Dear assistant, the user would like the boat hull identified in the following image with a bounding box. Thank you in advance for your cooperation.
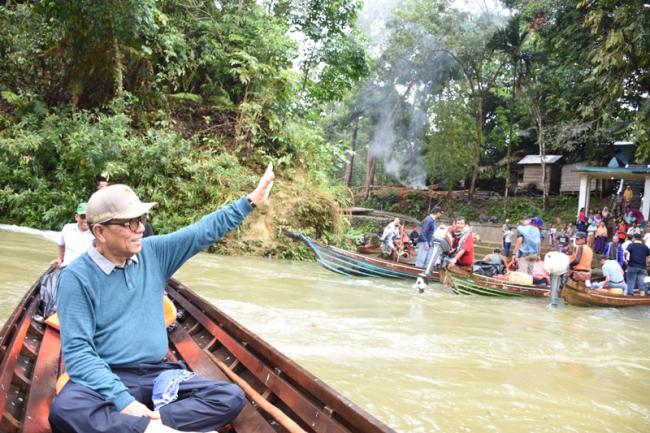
[561,278,650,307]
[285,230,441,282]
[447,267,550,297]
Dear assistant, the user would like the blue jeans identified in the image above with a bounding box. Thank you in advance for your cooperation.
[415,242,433,268]
[625,267,648,295]
[503,241,511,257]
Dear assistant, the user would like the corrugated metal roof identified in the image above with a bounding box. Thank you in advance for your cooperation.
[517,155,563,165]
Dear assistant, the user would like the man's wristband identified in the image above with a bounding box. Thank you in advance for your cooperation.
[247,197,257,209]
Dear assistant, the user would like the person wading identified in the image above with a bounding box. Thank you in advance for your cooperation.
[415,207,443,268]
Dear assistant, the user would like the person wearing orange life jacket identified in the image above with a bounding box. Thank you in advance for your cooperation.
[448,217,474,267]
[568,231,593,281]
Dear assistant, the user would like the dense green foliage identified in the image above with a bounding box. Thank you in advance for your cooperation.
[0,0,369,255]
[331,0,648,210]
[1,0,647,251]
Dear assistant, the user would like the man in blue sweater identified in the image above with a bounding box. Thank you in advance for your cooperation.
[50,165,275,433]
[415,207,443,268]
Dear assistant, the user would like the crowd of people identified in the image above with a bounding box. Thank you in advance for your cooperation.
[378,196,650,297]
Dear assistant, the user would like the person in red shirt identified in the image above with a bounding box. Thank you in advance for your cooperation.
[616,219,627,243]
[448,216,474,267]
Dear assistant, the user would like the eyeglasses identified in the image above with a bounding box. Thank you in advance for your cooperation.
[102,214,148,233]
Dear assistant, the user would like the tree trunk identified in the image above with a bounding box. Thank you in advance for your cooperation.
[469,95,484,198]
[504,62,518,216]
[363,151,376,199]
[343,118,359,187]
[531,98,547,211]
[111,17,124,98]
[504,124,512,215]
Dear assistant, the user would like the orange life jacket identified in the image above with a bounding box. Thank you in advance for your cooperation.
[570,245,593,271]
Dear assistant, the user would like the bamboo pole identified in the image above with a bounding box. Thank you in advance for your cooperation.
[204,351,308,433]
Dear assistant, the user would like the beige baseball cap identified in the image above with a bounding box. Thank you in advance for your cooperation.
[86,184,157,224]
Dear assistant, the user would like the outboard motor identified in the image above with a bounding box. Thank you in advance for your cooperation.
[414,225,453,292]
[543,251,570,307]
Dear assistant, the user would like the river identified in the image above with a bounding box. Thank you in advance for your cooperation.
[1,229,649,433]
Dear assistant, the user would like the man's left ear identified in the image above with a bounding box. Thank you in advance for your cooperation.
[91,225,104,242]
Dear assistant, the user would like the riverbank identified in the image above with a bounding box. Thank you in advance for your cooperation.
[358,188,595,224]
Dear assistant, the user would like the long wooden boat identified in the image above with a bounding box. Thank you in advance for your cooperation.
[446,266,550,297]
[283,230,441,282]
[561,278,650,307]
[0,271,397,433]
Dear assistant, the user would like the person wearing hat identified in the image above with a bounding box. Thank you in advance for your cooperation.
[41,202,95,317]
[50,202,94,268]
[415,206,443,268]
[510,215,541,276]
[50,165,275,433]
[568,231,593,280]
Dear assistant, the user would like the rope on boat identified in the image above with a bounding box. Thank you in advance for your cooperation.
[205,351,308,433]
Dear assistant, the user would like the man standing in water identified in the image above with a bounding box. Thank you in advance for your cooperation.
[415,207,443,268]
[50,165,275,433]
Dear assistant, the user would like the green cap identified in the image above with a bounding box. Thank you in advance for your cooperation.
[76,202,87,214]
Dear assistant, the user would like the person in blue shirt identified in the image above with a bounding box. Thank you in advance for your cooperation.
[510,215,541,276]
[592,255,627,291]
[604,235,625,269]
[415,207,443,268]
[50,165,275,433]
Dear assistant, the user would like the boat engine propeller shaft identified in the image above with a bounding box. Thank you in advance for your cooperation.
[543,251,570,307]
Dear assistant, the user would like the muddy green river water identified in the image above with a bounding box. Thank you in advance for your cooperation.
[1,229,649,432]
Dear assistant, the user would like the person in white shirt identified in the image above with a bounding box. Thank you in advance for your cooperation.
[50,202,95,268]
[592,255,627,291]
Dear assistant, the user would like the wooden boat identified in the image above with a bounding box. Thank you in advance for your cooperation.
[355,244,417,266]
[0,271,397,433]
[561,278,650,307]
[446,266,550,297]
[284,230,441,282]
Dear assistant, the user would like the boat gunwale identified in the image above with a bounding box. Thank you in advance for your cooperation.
[447,267,550,297]
[168,279,397,433]
[561,279,650,307]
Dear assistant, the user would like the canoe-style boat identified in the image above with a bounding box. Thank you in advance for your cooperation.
[561,278,650,307]
[446,266,550,297]
[283,230,442,282]
[0,271,397,433]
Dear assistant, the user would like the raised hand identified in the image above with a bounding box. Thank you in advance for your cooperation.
[247,163,275,207]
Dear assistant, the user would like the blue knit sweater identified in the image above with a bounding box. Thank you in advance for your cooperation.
[56,197,253,410]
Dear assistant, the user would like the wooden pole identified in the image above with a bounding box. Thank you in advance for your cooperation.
[204,351,308,433]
